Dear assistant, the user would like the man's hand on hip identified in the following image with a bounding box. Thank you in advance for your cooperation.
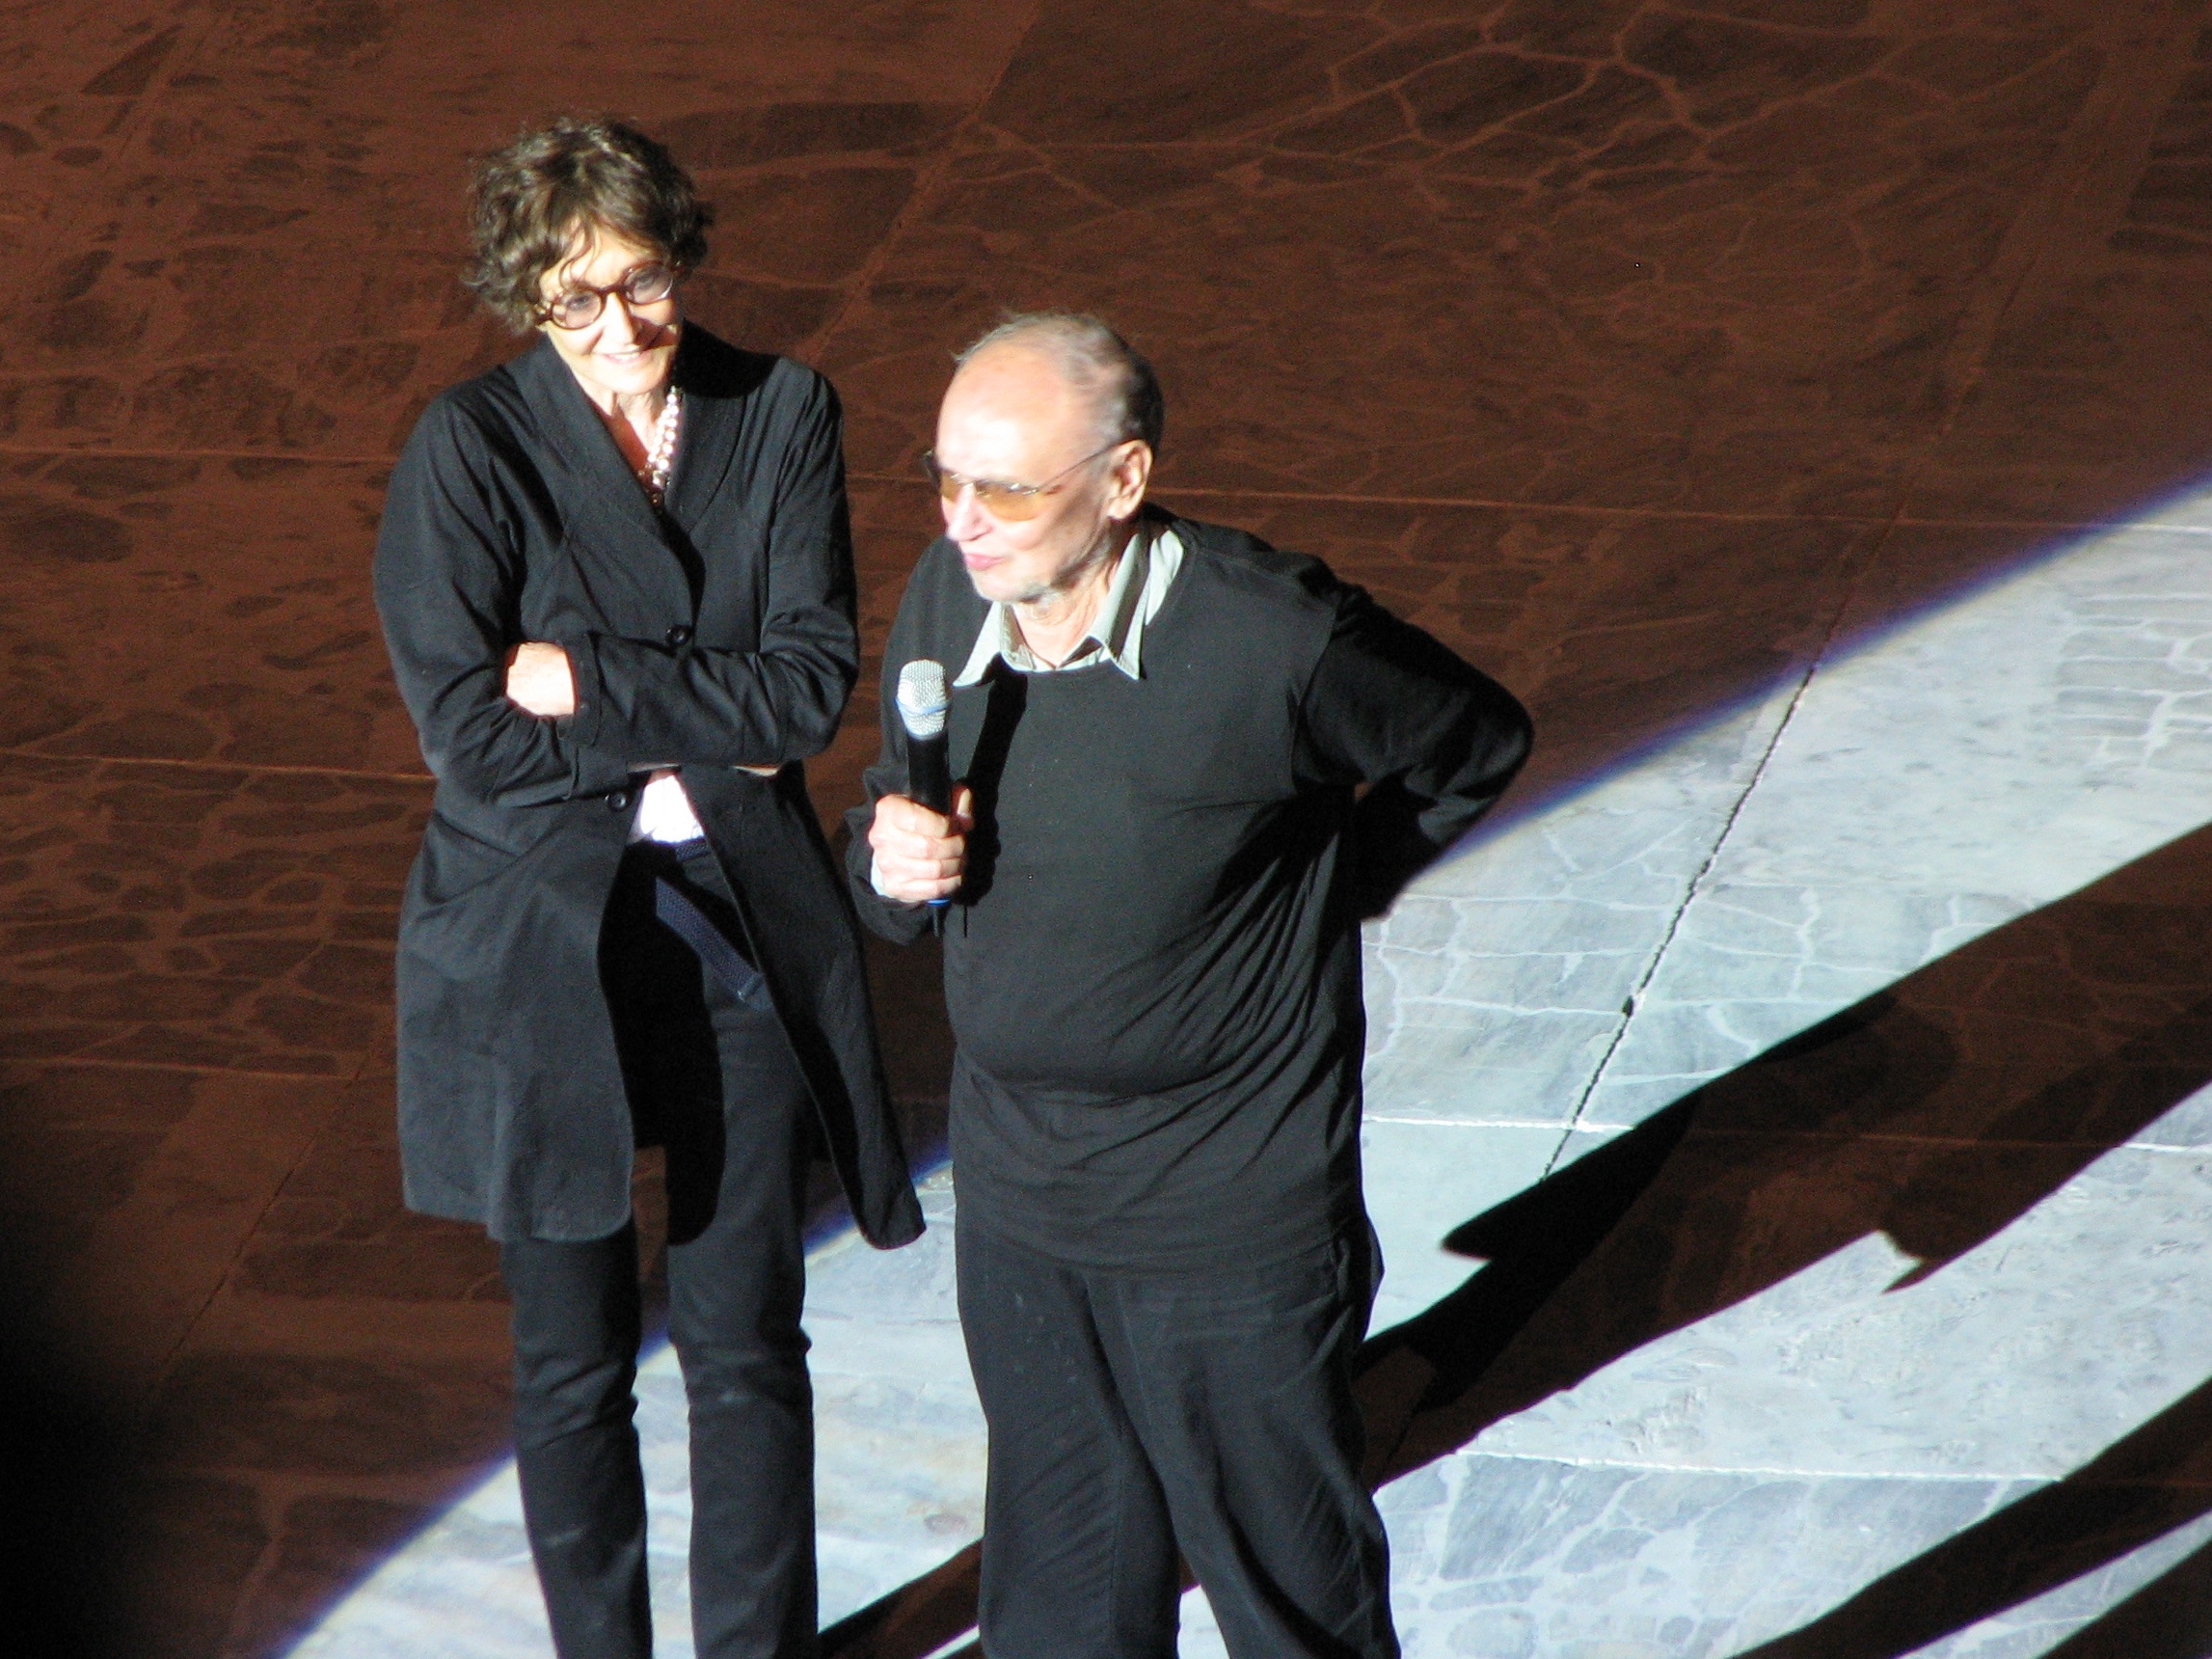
[504,641,576,717]
[870,787,974,904]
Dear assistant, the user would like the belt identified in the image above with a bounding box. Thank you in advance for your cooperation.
[643,839,770,1011]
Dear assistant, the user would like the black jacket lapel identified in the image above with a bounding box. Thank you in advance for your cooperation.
[662,326,773,531]
[513,335,694,628]
[513,336,667,545]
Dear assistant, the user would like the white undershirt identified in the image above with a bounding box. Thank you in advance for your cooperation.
[628,768,706,844]
[610,388,710,847]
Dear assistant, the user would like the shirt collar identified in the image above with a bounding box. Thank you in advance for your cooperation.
[954,521,1183,685]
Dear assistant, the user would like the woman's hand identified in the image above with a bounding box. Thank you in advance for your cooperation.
[869,786,975,903]
[504,641,576,717]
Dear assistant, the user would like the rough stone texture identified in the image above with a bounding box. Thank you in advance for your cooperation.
[7,1,2212,1656]
[0,757,416,1074]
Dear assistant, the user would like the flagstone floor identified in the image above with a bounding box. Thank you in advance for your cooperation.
[4,3,2211,1656]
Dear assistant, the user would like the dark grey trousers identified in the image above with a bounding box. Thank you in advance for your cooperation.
[499,842,817,1659]
[957,1219,1399,1659]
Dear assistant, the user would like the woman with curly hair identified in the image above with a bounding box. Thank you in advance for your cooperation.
[373,116,921,1658]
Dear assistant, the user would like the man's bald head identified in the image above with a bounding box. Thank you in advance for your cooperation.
[955,312,1164,457]
[931,313,1157,615]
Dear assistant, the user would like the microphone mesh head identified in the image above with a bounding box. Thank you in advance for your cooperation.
[896,658,949,736]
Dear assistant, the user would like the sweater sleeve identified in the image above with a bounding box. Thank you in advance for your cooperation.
[373,399,632,805]
[565,371,859,769]
[1295,585,1532,920]
[843,560,943,946]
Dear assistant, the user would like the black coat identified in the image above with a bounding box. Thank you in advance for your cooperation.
[373,325,923,1248]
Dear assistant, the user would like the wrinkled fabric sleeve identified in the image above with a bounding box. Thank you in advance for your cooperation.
[566,374,859,769]
[843,568,937,946]
[374,400,632,805]
[1296,585,1532,919]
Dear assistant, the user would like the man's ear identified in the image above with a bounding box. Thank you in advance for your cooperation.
[1106,440,1153,518]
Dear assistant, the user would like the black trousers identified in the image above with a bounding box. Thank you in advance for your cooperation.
[499,842,817,1659]
[957,1221,1398,1659]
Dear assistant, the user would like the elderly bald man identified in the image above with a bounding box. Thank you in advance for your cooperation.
[848,313,1531,1659]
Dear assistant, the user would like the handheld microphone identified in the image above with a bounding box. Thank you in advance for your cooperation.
[895,659,954,914]
[895,659,952,813]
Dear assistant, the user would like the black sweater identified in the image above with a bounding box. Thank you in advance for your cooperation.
[849,511,1530,1268]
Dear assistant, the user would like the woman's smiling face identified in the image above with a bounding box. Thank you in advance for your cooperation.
[536,229,682,410]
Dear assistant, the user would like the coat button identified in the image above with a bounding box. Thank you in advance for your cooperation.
[665,623,693,648]
[607,789,632,812]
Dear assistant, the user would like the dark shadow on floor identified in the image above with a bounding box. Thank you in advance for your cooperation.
[0,1201,134,1655]
[824,819,2212,1657]
[1729,1373,2212,1656]
[822,1545,986,1659]
[2038,1529,2212,1659]
[1362,818,2212,1459]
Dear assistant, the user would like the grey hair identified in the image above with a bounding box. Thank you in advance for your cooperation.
[956,311,1165,455]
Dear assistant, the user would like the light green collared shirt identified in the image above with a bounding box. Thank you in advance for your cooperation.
[953,522,1185,684]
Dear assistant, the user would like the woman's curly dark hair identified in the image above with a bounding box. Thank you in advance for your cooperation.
[463,117,713,333]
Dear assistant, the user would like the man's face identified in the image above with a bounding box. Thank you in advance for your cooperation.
[931,343,1145,606]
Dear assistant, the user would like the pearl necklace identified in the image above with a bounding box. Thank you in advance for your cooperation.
[634,387,681,505]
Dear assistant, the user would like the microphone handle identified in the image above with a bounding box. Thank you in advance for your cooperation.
[906,729,952,817]
[903,728,954,927]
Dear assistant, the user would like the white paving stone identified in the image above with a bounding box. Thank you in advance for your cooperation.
[1471,1129,2212,1481]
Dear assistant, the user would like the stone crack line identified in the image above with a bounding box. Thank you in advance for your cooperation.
[7,440,2212,537]
[34,9,222,248]
[1545,515,1898,1175]
[200,1104,357,1657]
[800,0,1048,365]
[857,473,2212,535]
[147,1113,322,1419]
[0,444,398,464]
[1527,9,2207,1175]
[1444,1449,2212,1486]
[1913,0,2206,461]
[5,1054,350,1081]
[0,745,430,784]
